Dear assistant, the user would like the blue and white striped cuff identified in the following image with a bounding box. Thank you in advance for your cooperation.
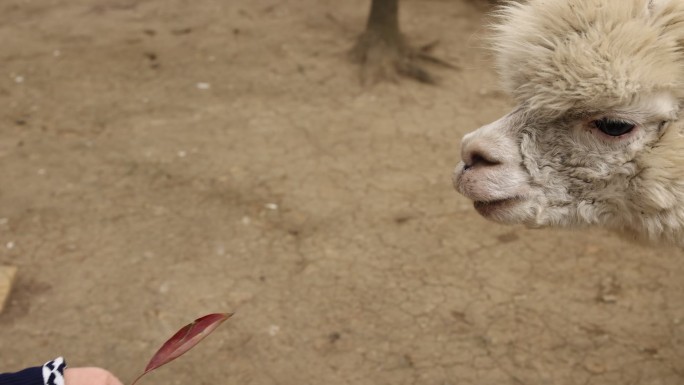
[41,358,66,385]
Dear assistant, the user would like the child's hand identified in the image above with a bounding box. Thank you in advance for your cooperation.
[64,368,123,385]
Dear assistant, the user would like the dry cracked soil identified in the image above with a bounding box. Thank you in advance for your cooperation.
[2,1,684,384]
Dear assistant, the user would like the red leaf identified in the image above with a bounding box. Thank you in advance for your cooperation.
[131,313,232,385]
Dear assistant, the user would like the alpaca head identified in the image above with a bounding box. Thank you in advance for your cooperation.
[453,0,684,245]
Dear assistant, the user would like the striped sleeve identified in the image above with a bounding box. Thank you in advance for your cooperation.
[41,358,66,385]
[0,358,67,385]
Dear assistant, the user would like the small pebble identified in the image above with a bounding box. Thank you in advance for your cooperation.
[177,150,187,158]
[268,325,280,336]
[215,244,226,256]
[6,241,15,249]
[265,203,278,210]
[14,76,24,84]
[196,82,211,90]
[159,282,170,294]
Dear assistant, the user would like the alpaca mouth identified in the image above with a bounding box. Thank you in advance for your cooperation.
[473,197,523,217]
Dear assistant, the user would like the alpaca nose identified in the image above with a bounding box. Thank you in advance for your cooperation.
[463,150,501,170]
[461,135,502,170]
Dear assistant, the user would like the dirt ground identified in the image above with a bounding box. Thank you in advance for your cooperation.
[2,0,684,384]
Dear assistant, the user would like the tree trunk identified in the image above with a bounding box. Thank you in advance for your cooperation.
[350,0,456,84]
[365,0,400,44]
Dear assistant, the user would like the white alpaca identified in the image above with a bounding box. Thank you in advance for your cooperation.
[453,0,684,246]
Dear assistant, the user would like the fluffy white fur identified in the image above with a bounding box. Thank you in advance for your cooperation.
[493,0,684,116]
[453,0,684,247]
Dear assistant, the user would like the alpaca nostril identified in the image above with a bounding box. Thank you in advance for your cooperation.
[464,151,501,170]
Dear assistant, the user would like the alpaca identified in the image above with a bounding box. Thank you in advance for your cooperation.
[452,0,684,246]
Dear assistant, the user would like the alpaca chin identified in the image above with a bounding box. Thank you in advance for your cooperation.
[473,197,534,225]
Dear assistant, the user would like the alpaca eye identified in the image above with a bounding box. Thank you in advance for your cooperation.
[592,118,635,137]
